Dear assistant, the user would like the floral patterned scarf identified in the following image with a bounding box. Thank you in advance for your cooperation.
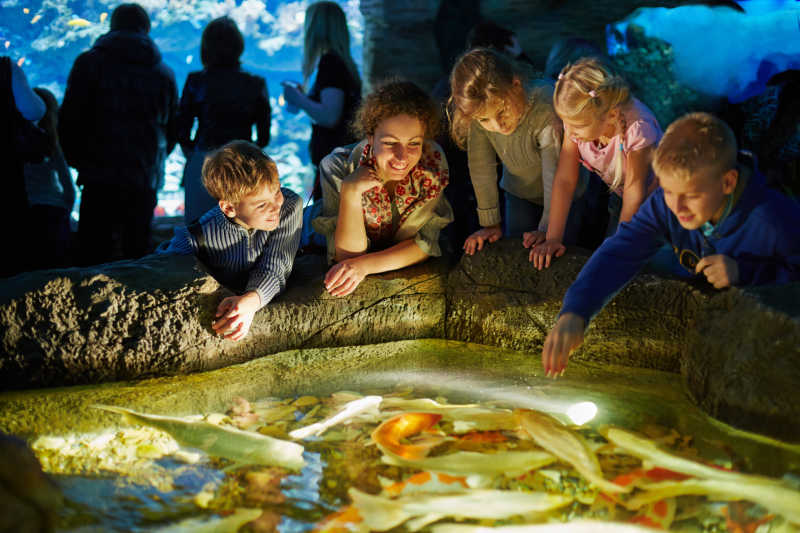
[357,141,449,246]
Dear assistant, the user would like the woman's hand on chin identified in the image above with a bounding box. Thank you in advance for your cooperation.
[342,165,382,196]
[324,257,370,297]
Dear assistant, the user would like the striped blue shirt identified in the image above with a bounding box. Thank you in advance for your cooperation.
[159,188,302,308]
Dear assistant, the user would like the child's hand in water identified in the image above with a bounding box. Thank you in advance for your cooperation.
[212,291,261,341]
[463,225,502,255]
[541,312,585,377]
[696,254,739,288]
[529,239,566,270]
[522,230,546,249]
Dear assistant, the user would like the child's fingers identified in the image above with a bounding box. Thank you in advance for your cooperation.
[223,322,244,340]
[215,298,234,317]
[694,256,712,275]
[212,315,234,333]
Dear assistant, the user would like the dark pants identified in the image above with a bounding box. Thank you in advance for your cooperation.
[77,183,157,266]
[29,205,72,270]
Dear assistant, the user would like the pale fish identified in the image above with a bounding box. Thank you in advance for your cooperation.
[381,471,469,497]
[380,449,555,487]
[99,12,107,23]
[603,426,792,486]
[431,520,662,533]
[154,508,262,532]
[603,427,800,523]
[67,18,92,27]
[627,479,800,524]
[95,405,305,471]
[290,395,381,439]
[349,488,572,531]
[515,409,628,494]
[31,14,42,24]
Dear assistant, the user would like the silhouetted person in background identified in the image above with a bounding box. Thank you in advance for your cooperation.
[282,1,362,201]
[466,20,536,68]
[1,57,46,277]
[59,3,178,266]
[24,87,76,270]
[178,16,271,224]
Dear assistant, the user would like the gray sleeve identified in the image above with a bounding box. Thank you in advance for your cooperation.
[157,225,196,256]
[467,123,502,227]
[538,125,559,232]
[310,146,355,263]
[414,194,455,257]
[246,189,303,308]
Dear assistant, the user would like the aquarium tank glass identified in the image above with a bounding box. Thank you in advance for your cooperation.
[0,0,363,218]
[1,0,798,220]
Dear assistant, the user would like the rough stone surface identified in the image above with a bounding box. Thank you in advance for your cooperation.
[0,253,448,389]
[682,287,800,442]
[1,240,798,440]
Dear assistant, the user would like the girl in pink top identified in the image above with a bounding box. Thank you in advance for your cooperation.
[529,57,662,269]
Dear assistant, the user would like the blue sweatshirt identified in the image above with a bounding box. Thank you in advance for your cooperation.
[561,153,800,323]
[159,188,302,308]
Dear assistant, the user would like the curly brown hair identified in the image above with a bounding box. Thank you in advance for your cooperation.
[351,80,440,140]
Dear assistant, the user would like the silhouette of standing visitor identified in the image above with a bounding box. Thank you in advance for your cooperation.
[59,3,178,266]
[1,56,46,277]
[177,16,272,224]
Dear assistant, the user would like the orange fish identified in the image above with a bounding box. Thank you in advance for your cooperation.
[612,467,691,488]
[383,471,468,497]
[629,499,676,529]
[371,413,443,460]
[722,502,775,533]
[313,504,364,533]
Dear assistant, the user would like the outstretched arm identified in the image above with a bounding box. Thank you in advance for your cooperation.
[324,239,428,297]
[10,62,45,122]
[283,85,345,128]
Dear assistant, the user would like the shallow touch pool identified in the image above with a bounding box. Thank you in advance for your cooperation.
[1,339,799,531]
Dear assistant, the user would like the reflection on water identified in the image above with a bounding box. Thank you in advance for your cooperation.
[14,340,800,532]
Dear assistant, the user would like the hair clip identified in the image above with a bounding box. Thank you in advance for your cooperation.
[588,90,597,98]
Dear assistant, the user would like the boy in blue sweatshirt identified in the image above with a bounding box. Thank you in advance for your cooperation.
[542,112,800,377]
[160,141,302,341]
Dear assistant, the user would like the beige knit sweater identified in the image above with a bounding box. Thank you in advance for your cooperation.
[467,84,561,231]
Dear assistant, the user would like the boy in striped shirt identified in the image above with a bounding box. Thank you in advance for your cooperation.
[160,141,302,340]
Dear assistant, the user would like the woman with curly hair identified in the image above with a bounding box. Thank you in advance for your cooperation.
[312,80,454,296]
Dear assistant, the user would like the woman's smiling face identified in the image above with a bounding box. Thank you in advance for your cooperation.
[368,113,425,182]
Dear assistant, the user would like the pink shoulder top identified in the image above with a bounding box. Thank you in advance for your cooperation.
[572,98,662,196]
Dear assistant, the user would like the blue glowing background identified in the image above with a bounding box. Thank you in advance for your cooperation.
[0,0,363,217]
